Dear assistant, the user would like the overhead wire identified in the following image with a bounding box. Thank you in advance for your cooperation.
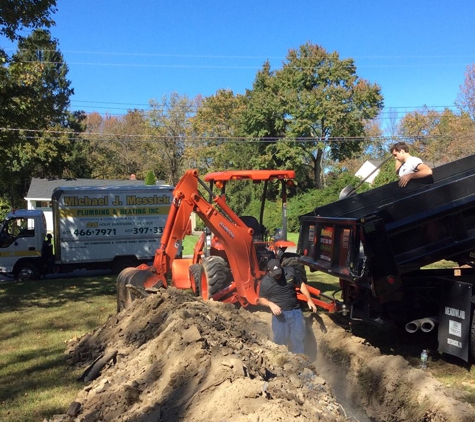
[0,127,461,143]
[6,48,475,61]
[4,49,470,117]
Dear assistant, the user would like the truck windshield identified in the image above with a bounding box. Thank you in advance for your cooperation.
[0,217,35,247]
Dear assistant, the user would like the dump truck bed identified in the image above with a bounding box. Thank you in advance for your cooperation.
[302,154,475,220]
[298,154,475,277]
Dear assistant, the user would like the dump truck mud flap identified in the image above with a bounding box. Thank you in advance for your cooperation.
[438,281,472,362]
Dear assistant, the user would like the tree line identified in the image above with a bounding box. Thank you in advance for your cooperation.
[1,2,475,224]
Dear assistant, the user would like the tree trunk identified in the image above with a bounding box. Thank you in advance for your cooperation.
[314,148,324,189]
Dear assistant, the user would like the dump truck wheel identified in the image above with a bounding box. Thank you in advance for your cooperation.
[15,261,40,282]
[189,264,202,296]
[281,255,308,283]
[200,256,232,299]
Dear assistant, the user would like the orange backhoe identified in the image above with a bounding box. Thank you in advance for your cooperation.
[116,169,338,314]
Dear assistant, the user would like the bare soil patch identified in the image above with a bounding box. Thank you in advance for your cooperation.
[50,288,475,422]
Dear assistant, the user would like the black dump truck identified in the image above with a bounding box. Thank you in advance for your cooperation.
[298,153,475,362]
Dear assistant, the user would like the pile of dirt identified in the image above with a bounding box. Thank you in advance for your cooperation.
[49,287,475,422]
[55,288,348,422]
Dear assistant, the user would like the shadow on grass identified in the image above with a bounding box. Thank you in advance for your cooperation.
[0,275,118,422]
[0,276,116,313]
[0,344,74,399]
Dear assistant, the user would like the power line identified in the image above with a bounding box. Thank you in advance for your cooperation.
[15,58,473,70]
[69,99,460,113]
[6,48,475,61]
[0,127,461,143]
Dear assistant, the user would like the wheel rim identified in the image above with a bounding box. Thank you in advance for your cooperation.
[18,267,33,281]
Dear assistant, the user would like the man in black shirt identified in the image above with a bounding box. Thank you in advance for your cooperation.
[258,259,317,354]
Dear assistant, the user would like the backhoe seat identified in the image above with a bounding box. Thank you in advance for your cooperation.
[239,216,265,241]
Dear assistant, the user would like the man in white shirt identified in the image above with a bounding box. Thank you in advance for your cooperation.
[391,142,433,187]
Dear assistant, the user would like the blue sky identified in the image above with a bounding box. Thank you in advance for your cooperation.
[3,0,475,126]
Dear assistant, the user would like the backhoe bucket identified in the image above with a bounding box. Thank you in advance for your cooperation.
[116,266,164,312]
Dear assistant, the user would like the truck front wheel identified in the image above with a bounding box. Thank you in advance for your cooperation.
[15,262,40,282]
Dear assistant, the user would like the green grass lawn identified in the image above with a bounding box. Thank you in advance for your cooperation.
[182,234,200,255]
[0,276,117,422]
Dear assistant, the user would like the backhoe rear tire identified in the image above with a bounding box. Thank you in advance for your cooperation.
[189,264,202,296]
[199,256,232,299]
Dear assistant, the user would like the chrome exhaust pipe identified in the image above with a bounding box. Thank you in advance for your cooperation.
[420,317,439,333]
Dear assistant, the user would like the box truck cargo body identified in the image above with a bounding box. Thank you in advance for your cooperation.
[0,185,174,280]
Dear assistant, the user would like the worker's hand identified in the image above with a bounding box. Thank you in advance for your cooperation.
[398,174,412,187]
[307,300,317,313]
[269,303,282,316]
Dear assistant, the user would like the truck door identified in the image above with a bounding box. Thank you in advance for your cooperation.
[0,216,41,273]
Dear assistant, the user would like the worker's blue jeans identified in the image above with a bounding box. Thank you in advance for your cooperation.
[272,308,305,354]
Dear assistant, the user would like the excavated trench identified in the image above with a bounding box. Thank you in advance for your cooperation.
[305,313,475,422]
[53,288,475,422]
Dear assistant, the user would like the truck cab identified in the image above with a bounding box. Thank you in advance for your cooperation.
[0,210,47,280]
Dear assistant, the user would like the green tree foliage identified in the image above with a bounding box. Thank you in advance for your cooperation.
[239,171,371,233]
[243,42,384,190]
[144,170,156,185]
[147,93,197,185]
[0,0,56,41]
[373,159,398,186]
[0,2,58,206]
[0,29,81,206]
[189,90,252,173]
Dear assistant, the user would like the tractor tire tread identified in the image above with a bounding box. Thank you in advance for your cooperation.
[202,256,232,296]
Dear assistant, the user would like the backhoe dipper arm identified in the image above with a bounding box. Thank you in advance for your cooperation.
[146,170,261,305]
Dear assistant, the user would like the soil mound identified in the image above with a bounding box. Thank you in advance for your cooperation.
[58,288,347,422]
[49,287,475,422]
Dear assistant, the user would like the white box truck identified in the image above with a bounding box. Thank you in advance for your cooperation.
[0,185,175,281]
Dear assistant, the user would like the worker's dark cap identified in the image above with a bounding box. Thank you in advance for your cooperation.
[267,259,282,277]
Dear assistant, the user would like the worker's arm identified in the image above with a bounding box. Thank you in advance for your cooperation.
[299,282,317,313]
[257,297,282,316]
[398,163,433,187]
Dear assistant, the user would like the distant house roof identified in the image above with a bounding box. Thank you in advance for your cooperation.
[26,177,145,200]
